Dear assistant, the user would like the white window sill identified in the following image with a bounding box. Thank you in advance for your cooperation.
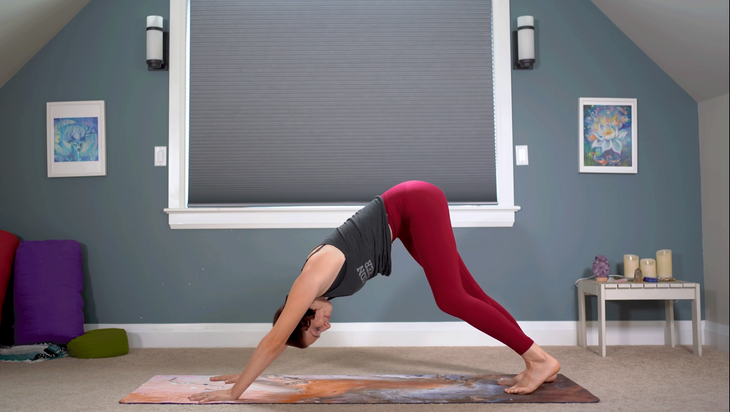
[164,205,520,229]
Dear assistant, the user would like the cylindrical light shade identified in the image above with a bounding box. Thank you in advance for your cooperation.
[147,15,163,67]
[516,15,535,68]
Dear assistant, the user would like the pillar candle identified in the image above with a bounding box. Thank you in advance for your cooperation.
[640,258,657,278]
[623,254,639,278]
[656,249,673,279]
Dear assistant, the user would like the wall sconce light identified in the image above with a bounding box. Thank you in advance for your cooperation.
[146,15,168,71]
[513,15,535,70]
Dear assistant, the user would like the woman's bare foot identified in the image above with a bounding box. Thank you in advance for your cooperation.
[504,343,561,395]
[497,372,556,386]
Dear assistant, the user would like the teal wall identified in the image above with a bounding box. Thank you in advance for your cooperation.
[0,0,702,325]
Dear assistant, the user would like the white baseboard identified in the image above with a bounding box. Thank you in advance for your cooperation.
[85,320,706,349]
[704,321,729,352]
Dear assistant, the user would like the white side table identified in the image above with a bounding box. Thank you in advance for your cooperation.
[577,279,702,357]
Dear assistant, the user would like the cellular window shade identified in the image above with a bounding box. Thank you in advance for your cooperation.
[188,0,496,206]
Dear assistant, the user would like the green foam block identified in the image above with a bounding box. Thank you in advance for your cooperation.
[67,328,129,359]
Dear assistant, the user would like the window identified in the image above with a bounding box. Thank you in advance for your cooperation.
[165,0,519,229]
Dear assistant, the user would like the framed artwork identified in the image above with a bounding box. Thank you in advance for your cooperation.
[579,98,637,174]
[47,100,106,178]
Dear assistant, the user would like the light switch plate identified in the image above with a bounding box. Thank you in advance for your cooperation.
[515,145,529,165]
[154,146,167,166]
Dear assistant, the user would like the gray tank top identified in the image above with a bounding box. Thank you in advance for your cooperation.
[305,196,392,299]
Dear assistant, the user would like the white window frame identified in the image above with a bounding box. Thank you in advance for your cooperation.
[164,0,519,229]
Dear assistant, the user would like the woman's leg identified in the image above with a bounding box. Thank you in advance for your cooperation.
[395,181,534,355]
[457,255,522,329]
[390,181,559,395]
[456,255,557,387]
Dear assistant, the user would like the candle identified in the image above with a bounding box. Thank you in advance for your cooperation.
[640,258,657,278]
[623,254,639,278]
[656,249,673,279]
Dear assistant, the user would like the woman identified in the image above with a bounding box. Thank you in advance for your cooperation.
[189,181,560,403]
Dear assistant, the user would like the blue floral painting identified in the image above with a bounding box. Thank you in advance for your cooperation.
[53,117,99,162]
[582,105,632,167]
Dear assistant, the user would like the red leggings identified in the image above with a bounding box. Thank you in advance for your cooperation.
[382,181,534,355]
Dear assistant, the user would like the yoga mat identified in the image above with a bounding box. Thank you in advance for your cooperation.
[120,374,599,404]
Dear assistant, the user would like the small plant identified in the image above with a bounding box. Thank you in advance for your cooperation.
[592,255,610,279]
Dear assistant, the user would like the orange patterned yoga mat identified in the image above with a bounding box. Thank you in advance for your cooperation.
[120,374,599,404]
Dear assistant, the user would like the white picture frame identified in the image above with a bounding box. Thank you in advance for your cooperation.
[47,100,106,178]
[579,97,637,174]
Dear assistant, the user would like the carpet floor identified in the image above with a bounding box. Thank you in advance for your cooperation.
[1,345,727,412]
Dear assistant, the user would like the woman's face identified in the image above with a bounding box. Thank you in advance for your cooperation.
[302,298,332,347]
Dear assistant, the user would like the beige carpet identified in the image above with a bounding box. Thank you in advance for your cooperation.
[1,345,728,412]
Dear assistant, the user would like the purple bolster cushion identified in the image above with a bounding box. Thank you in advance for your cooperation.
[14,240,85,345]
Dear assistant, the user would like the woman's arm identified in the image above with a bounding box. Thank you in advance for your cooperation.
[189,248,344,403]
[227,280,319,398]
[188,280,317,403]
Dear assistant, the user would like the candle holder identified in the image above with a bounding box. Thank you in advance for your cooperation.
[623,254,639,280]
[656,249,673,280]
[640,258,657,279]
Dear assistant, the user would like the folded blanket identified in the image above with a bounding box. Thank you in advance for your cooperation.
[0,343,67,362]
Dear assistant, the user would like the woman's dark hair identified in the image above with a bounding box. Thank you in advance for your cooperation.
[273,295,316,349]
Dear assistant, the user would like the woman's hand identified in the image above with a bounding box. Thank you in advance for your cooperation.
[210,374,239,384]
[188,389,238,403]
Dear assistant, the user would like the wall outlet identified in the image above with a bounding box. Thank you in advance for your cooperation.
[515,145,529,165]
[154,146,167,166]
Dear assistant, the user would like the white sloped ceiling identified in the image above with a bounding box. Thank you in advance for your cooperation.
[0,0,91,91]
[592,0,729,102]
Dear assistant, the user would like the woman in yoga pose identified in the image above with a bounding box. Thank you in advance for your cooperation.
[189,181,560,403]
